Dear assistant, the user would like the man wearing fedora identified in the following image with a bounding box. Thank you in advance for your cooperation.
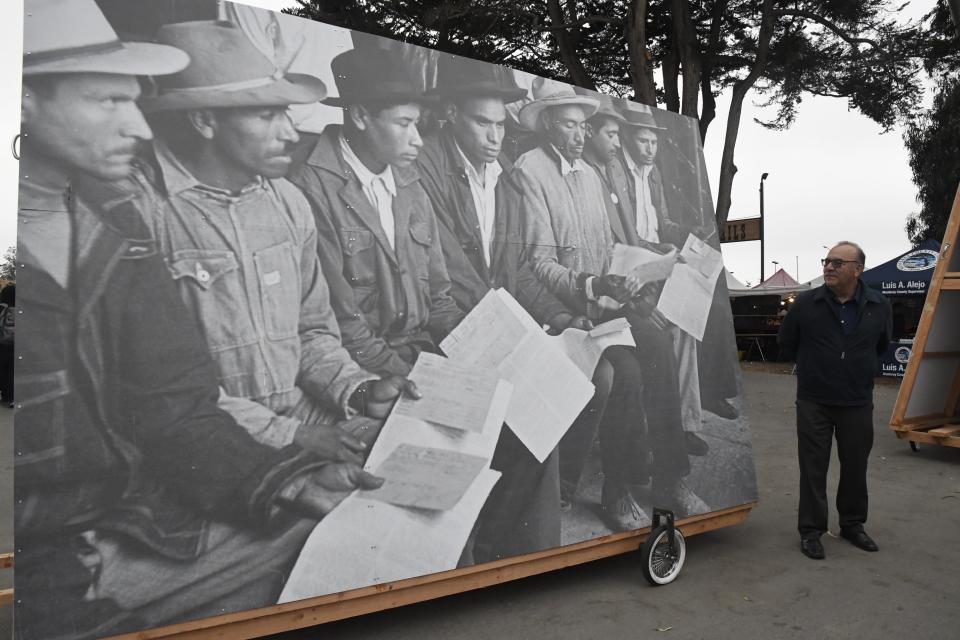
[133,21,417,463]
[15,4,383,638]
[514,79,704,524]
[289,47,463,378]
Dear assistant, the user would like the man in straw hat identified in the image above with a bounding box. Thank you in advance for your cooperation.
[514,79,705,525]
[289,47,464,378]
[16,4,382,637]
[135,21,418,463]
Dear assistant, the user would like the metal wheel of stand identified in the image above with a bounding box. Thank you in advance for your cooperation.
[641,509,686,586]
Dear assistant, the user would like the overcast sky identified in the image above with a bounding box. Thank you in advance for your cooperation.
[2,0,937,285]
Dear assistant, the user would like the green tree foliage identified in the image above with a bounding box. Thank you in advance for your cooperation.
[905,77,960,244]
[288,1,927,225]
[0,246,15,282]
[903,1,960,244]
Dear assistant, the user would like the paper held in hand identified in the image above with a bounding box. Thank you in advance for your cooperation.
[441,289,633,462]
[656,233,724,341]
[608,242,679,284]
[360,443,489,511]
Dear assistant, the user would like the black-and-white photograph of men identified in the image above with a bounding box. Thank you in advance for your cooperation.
[14,1,757,637]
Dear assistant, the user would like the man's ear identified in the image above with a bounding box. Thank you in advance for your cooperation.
[346,104,368,131]
[584,122,595,139]
[187,109,218,140]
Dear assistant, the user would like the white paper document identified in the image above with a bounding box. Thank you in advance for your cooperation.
[360,443,488,511]
[550,318,636,377]
[278,468,501,603]
[364,375,510,472]
[608,242,678,284]
[441,289,595,463]
[656,234,724,341]
[392,352,500,433]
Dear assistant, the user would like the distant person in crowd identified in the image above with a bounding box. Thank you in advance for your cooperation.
[0,284,15,407]
[289,47,464,377]
[136,21,417,461]
[608,101,711,455]
[514,78,706,523]
[778,241,892,560]
[15,2,380,637]
[416,54,597,557]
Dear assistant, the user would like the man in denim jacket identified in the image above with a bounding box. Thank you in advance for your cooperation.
[135,22,418,462]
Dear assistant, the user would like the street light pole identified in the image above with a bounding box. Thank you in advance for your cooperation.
[760,172,769,283]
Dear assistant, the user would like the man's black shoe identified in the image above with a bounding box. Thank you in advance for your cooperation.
[684,432,710,456]
[703,398,739,420]
[841,529,878,552]
[800,536,825,560]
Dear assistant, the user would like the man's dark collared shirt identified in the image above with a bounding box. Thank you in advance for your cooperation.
[826,281,864,336]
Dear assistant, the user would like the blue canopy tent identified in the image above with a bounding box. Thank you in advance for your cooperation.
[861,239,941,377]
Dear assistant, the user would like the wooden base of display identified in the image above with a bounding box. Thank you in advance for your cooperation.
[99,503,754,640]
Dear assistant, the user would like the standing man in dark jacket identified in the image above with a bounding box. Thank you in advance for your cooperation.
[778,241,892,560]
[16,2,381,637]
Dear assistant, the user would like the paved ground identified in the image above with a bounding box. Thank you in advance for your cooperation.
[269,368,959,640]
[3,369,959,639]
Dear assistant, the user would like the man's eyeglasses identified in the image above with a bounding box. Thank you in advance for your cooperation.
[821,258,862,269]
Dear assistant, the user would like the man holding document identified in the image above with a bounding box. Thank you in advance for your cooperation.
[514,80,705,523]
[416,55,593,554]
[605,101,713,455]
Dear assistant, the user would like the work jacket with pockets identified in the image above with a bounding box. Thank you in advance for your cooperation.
[417,129,571,324]
[289,126,464,377]
[778,282,892,406]
[14,185,323,562]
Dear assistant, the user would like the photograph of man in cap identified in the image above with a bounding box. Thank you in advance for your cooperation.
[514,78,706,524]
[133,21,417,462]
[15,2,382,638]
[289,47,463,378]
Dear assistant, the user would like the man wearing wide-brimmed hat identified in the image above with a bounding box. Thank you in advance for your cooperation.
[136,21,417,464]
[417,53,596,558]
[515,80,705,525]
[612,102,733,456]
[289,47,463,378]
[16,5,383,638]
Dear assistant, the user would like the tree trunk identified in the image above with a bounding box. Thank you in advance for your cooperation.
[698,0,728,143]
[671,0,701,118]
[547,0,597,89]
[663,50,680,113]
[626,0,656,106]
[715,0,776,226]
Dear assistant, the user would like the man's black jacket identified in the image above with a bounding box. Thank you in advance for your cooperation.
[778,282,892,406]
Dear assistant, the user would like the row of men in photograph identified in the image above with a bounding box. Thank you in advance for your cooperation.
[15,3,736,637]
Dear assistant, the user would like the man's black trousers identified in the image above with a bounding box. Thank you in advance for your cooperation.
[796,399,874,537]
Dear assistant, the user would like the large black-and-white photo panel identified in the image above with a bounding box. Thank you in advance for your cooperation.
[15,0,757,637]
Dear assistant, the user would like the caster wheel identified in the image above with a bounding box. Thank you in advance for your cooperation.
[641,524,686,586]
[909,441,919,452]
